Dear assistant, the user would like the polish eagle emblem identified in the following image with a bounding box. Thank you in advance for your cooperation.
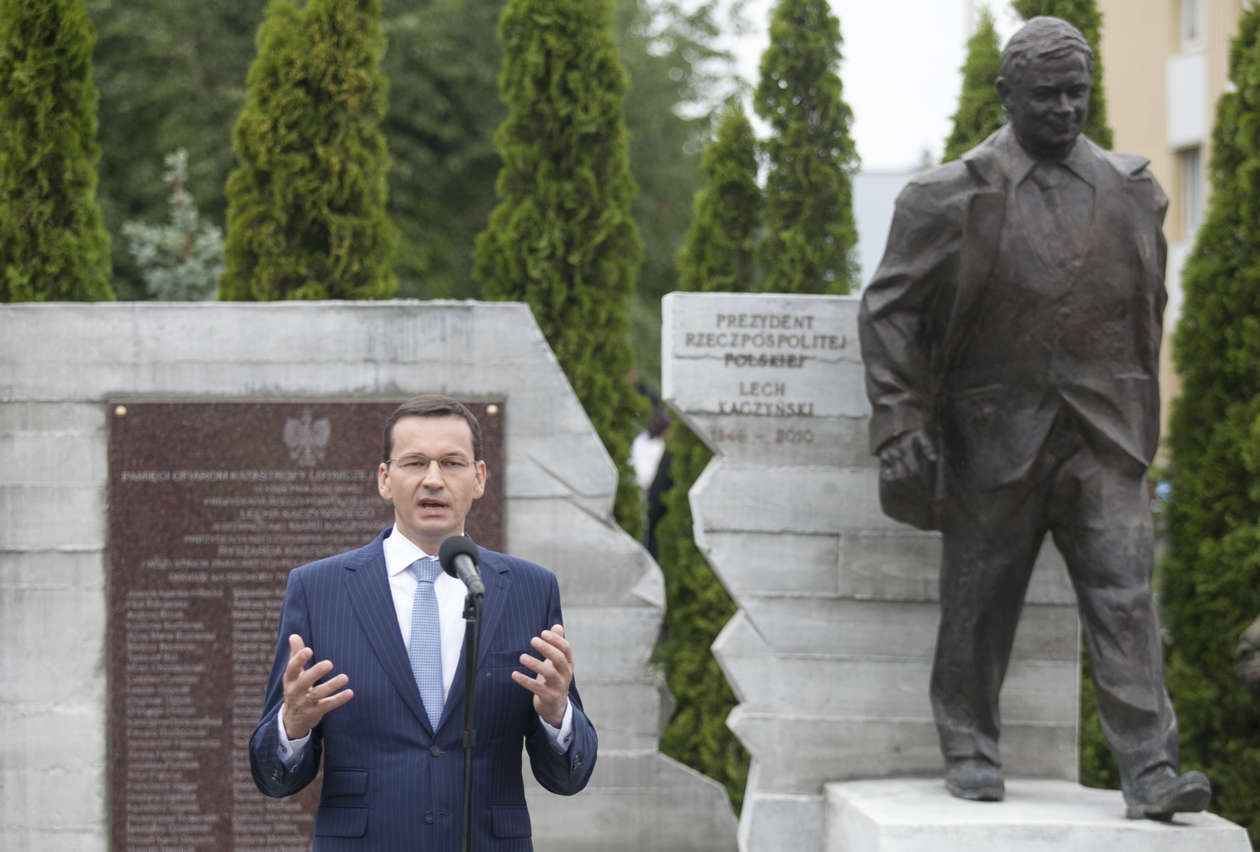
[284,410,331,467]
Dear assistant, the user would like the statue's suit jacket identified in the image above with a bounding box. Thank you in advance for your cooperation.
[249,529,597,851]
[859,126,1178,783]
[860,124,1168,503]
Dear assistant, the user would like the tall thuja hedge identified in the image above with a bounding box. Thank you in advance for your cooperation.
[943,6,1004,163]
[475,0,645,534]
[0,0,112,301]
[672,102,762,296]
[1011,0,1113,149]
[382,0,503,300]
[655,101,761,810]
[754,0,858,294]
[220,0,397,300]
[1161,8,1260,840]
[90,0,265,300]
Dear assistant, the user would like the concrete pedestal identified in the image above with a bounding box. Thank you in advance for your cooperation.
[825,778,1253,852]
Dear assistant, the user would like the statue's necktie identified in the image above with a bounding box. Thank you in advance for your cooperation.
[409,557,444,728]
[1022,162,1092,273]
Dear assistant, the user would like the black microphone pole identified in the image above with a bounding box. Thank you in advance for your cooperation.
[440,535,484,852]
[459,588,481,852]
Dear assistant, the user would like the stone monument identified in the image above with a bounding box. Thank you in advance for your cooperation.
[662,290,1252,851]
[0,300,736,849]
[665,291,1077,849]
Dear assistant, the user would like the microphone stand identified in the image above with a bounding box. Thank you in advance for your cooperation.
[459,590,483,852]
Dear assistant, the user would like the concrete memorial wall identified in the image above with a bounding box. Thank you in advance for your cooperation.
[0,301,736,850]
[662,292,1082,851]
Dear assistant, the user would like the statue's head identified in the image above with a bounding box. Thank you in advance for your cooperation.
[997,16,1094,160]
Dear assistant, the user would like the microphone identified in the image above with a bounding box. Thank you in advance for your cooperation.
[439,535,485,598]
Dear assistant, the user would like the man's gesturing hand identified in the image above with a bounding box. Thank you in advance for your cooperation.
[281,634,354,740]
[511,625,573,728]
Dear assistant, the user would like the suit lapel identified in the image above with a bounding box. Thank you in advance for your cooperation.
[437,548,513,731]
[943,137,1008,371]
[342,533,433,733]
[474,549,513,669]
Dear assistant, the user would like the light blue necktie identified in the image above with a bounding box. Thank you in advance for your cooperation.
[409,557,444,728]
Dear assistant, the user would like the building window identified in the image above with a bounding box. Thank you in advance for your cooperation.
[1179,146,1203,238]
[1180,0,1204,49]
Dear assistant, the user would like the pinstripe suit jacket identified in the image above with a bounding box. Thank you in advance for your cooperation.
[249,529,597,850]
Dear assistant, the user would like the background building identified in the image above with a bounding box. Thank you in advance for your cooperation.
[1098,0,1250,435]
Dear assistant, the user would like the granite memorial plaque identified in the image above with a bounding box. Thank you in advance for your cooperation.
[107,400,503,850]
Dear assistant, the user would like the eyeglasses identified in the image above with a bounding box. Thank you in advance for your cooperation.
[386,455,472,474]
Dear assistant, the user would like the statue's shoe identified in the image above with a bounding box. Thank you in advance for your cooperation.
[1124,769,1211,820]
[944,758,1005,802]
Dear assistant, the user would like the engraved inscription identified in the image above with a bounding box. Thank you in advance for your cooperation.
[107,401,503,849]
[675,309,846,442]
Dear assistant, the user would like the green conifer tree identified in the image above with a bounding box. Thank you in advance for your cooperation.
[674,102,761,296]
[616,0,733,383]
[0,0,113,301]
[90,0,265,300]
[943,6,1005,162]
[474,0,646,535]
[1160,8,1260,840]
[754,0,858,294]
[122,150,223,301]
[382,0,503,300]
[1012,0,1113,149]
[655,100,761,809]
[220,0,397,300]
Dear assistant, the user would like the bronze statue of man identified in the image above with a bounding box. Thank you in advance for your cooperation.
[858,16,1210,820]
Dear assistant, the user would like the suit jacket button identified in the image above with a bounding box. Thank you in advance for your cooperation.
[424,811,434,824]
[430,746,441,757]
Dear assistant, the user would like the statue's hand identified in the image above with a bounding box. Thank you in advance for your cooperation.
[878,428,936,486]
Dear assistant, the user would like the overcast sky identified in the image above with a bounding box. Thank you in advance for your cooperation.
[720,0,1024,170]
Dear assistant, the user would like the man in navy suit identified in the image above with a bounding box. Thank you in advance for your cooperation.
[250,395,596,849]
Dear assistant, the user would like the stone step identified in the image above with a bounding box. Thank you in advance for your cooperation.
[824,778,1254,852]
[728,709,1076,795]
[526,750,737,851]
[700,528,1075,605]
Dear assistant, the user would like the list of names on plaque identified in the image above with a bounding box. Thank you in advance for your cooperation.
[108,400,503,849]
